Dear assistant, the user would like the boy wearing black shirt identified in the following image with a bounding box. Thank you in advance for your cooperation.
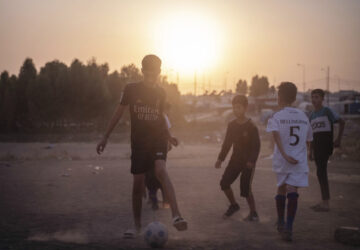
[215,95,260,221]
[96,55,187,237]
[309,89,345,212]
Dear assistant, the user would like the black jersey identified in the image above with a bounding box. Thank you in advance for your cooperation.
[120,82,168,150]
[309,106,339,156]
[218,119,260,165]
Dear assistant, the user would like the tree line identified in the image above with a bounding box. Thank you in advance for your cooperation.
[0,57,274,133]
[236,75,275,97]
[0,58,182,133]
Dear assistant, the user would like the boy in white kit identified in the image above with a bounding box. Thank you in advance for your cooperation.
[266,82,313,242]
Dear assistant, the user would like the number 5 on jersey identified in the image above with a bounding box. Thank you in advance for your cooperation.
[290,126,300,146]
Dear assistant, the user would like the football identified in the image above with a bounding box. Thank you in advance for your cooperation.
[144,221,168,248]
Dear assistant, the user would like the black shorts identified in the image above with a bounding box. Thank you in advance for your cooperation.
[220,162,255,197]
[131,146,167,175]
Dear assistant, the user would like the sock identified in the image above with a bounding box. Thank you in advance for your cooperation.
[275,194,286,224]
[286,192,299,231]
[149,189,158,202]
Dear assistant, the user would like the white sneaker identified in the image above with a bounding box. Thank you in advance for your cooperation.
[173,216,188,231]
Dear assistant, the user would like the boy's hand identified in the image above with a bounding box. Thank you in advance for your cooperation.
[167,142,172,152]
[284,154,298,164]
[215,160,222,169]
[334,138,341,148]
[246,161,255,169]
[169,136,179,147]
[96,137,107,155]
[308,151,314,161]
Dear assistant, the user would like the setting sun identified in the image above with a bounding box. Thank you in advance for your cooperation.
[154,12,222,76]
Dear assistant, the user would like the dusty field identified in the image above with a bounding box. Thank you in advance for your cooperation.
[0,142,359,250]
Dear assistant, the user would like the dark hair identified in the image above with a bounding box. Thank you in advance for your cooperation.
[142,54,161,71]
[278,82,297,104]
[232,95,248,107]
[311,88,325,98]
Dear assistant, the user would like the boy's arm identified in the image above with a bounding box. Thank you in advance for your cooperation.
[272,131,298,164]
[96,104,126,154]
[216,124,232,168]
[327,107,345,147]
[163,113,178,147]
[334,118,345,147]
[247,126,261,168]
[307,123,314,160]
[308,141,314,161]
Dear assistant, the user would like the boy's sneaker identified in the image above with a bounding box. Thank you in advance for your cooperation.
[123,228,141,239]
[223,203,240,218]
[276,221,285,233]
[173,216,188,231]
[244,211,259,222]
[149,192,159,210]
[151,200,159,210]
[162,201,170,209]
[281,229,293,242]
[310,203,329,212]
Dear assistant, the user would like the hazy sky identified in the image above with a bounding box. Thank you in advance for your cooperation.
[1,0,360,93]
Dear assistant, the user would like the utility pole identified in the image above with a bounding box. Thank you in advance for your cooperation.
[202,73,205,93]
[233,77,236,93]
[297,63,306,92]
[224,71,228,92]
[321,66,331,105]
[326,66,330,106]
[194,71,197,96]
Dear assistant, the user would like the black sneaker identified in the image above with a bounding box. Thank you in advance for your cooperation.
[244,212,259,222]
[149,193,159,210]
[281,229,292,242]
[276,221,285,233]
[223,203,240,217]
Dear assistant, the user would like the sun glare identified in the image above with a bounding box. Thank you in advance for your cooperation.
[154,12,222,76]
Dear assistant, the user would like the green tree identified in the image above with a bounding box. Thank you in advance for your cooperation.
[82,59,110,126]
[269,85,276,95]
[0,72,18,131]
[28,60,70,127]
[119,64,142,83]
[16,58,37,128]
[68,59,86,124]
[249,75,269,97]
[159,76,184,124]
[236,79,248,95]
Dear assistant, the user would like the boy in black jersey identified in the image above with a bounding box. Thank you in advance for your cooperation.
[215,95,260,221]
[96,55,187,237]
[309,89,345,211]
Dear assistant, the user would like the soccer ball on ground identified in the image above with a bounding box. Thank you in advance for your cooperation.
[144,221,168,248]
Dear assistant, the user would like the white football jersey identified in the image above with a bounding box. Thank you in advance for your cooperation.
[266,107,313,173]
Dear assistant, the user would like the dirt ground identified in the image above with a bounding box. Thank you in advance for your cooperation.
[0,141,359,250]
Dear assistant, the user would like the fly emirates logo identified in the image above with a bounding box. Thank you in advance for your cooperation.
[133,105,160,121]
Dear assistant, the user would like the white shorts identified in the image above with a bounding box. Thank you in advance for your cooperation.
[276,172,308,187]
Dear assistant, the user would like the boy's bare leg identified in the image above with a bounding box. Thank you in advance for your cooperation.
[277,184,287,195]
[246,193,256,213]
[154,160,181,218]
[223,188,237,205]
[132,174,145,230]
[286,184,298,194]
[160,188,170,208]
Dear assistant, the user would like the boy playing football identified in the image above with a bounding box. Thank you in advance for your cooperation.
[266,82,313,241]
[215,95,260,221]
[96,55,187,237]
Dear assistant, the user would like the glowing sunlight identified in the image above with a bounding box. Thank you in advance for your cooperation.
[154,12,223,76]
